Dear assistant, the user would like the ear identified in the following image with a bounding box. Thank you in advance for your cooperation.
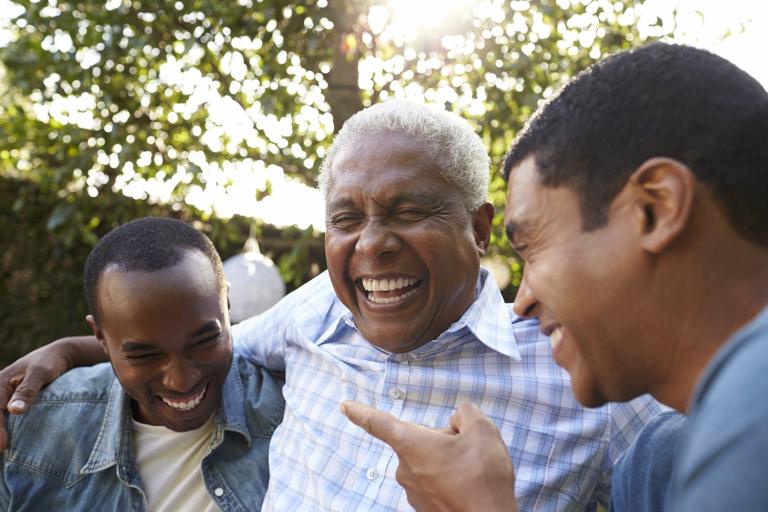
[472,202,495,256]
[86,314,110,356]
[628,158,697,254]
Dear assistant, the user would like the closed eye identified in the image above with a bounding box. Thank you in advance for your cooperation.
[193,333,221,348]
[394,208,430,221]
[125,352,161,361]
[328,213,363,229]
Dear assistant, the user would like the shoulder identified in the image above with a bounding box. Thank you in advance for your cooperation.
[615,411,687,483]
[686,322,768,449]
[233,271,343,338]
[611,411,686,512]
[32,363,116,402]
[672,319,768,510]
[230,355,285,432]
[3,364,114,483]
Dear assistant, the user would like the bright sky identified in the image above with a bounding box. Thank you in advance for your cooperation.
[2,0,767,230]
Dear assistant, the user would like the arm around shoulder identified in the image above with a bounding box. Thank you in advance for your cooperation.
[0,335,105,450]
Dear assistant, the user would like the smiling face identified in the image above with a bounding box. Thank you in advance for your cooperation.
[324,131,492,352]
[505,156,656,407]
[87,249,232,431]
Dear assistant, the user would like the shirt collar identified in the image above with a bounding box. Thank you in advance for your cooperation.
[327,268,522,360]
[80,355,251,475]
[444,267,521,360]
[217,355,252,446]
[81,377,130,474]
[690,303,768,409]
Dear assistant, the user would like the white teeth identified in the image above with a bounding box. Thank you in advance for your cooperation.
[362,277,418,292]
[161,385,207,411]
[549,328,562,350]
[368,287,420,304]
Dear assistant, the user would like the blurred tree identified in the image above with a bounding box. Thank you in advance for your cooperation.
[0,0,674,364]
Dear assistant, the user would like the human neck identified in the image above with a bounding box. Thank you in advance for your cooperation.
[653,237,768,413]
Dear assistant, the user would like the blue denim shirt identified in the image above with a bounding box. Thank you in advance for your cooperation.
[0,354,284,511]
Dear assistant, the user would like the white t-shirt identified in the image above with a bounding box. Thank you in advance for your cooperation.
[132,415,221,512]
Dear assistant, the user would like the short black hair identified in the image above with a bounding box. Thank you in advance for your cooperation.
[503,42,768,246]
[84,217,225,323]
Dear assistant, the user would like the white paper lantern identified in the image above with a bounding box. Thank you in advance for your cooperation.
[223,237,285,323]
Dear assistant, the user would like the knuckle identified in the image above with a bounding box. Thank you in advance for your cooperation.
[13,383,39,397]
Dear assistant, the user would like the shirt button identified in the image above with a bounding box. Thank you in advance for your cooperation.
[366,468,379,480]
[388,388,405,400]
[214,487,224,497]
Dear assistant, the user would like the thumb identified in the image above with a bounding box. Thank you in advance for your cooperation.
[7,371,47,414]
[341,400,409,450]
[449,403,497,434]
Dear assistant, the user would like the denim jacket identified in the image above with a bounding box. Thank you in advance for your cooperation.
[0,354,284,511]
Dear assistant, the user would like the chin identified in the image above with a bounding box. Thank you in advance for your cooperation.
[572,381,611,409]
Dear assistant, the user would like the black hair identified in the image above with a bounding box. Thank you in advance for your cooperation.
[84,217,225,323]
[503,42,768,246]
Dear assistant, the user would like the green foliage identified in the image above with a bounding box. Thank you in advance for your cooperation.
[0,0,674,358]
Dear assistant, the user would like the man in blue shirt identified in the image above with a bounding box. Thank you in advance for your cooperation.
[341,43,768,511]
[0,218,284,510]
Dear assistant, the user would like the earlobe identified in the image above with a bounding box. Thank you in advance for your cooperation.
[629,158,697,254]
[473,203,495,256]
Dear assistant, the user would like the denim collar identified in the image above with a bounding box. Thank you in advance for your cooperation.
[80,356,251,475]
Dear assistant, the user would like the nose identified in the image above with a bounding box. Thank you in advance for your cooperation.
[162,356,201,393]
[354,220,402,258]
[513,269,539,319]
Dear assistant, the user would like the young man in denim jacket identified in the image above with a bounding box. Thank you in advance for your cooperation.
[0,217,284,511]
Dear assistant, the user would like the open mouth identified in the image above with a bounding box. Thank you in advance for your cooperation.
[358,276,421,305]
[160,383,208,412]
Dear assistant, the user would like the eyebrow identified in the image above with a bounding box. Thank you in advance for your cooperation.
[120,320,222,353]
[328,192,445,212]
[327,197,357,212]
[121,341,157,353]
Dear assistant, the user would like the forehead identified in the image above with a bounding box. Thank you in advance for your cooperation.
[97,250,221,319]
[504,156,581,238]
[504,157,545,223]
[328,131,456,204]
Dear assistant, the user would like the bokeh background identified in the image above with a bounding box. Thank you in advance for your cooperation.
[2,0,766,366]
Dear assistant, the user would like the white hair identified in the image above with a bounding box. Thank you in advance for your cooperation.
[319,100,490,212]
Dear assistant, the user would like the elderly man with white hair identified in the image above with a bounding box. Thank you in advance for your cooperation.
[1,100,660,511]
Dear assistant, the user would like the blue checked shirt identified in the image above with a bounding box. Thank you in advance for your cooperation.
[233,269,662,511]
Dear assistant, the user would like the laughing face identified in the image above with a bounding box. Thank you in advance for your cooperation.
[87,249,231,431]
[324,131,492,353]
[505,156,654,407]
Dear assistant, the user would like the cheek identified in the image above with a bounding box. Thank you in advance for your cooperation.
[324,232,353,270]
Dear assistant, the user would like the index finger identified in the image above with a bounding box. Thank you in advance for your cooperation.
[341,400,413,450]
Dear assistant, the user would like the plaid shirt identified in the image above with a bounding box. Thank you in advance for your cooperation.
[233,269,662,511]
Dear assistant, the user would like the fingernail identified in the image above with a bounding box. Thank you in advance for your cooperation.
[9,400,26,411]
